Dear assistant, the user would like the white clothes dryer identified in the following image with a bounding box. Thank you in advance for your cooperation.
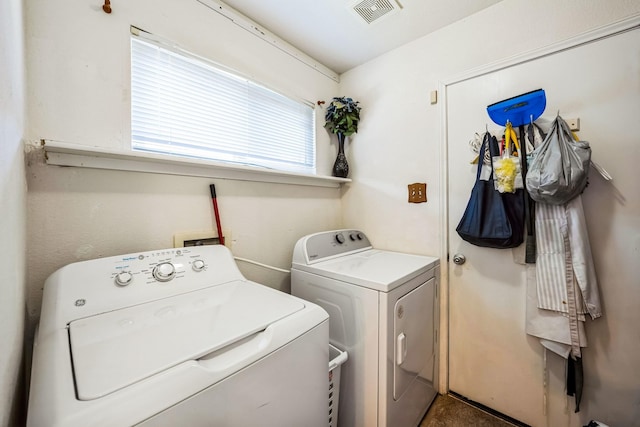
[27,245,329,427]
[291,230,439,427]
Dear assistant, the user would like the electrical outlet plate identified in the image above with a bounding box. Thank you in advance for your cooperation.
[174,230,231,249]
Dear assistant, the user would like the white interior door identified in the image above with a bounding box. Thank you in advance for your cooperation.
[446,85,538,425]
[446,25,640,427]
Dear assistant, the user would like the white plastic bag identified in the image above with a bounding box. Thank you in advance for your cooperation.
[493,123,522,193]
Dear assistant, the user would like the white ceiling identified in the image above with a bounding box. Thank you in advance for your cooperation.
[220,0,503,74]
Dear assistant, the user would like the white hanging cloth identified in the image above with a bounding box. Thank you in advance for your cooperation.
[525,195,602,357]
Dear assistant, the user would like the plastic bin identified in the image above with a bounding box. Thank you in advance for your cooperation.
[328,344,348,427]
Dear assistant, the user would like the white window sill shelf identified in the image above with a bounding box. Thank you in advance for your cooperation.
[42,140,350,188]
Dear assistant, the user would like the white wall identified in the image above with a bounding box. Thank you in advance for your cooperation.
[339,0,640,255]
[25,0,342,332]
[339,0,640,426]
[0,0,27,425]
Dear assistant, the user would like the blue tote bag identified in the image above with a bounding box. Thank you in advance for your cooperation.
[456,132,525,249]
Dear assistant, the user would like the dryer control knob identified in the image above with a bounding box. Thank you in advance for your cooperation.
[192,259,206,272]
[335,233,345,244]
[114,271,133,287]
[153,262,176,282]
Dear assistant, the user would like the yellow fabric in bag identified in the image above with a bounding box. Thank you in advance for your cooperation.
[493,122,520,193]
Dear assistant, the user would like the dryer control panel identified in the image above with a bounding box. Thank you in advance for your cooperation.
[293,229,372,264]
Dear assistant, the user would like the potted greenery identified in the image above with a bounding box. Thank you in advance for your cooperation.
[324,97,361,178]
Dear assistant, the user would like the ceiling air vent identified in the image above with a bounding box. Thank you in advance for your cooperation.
[351,0,402,25]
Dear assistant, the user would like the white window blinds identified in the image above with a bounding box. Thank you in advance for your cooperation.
[131,36,316,174]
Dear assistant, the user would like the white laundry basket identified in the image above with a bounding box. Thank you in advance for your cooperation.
[328,344,348,427]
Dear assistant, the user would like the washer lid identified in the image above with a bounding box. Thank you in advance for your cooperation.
[295,250,439,292]
[69,280,304,401]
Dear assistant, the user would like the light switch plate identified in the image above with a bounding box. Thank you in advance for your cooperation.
[408,183,427,203]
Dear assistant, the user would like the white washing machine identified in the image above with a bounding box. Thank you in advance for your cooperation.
[291,230,439,427]
[27,244,329,427]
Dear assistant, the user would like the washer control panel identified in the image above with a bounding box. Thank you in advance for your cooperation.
[43,245,245,326]
[109,248,206,288]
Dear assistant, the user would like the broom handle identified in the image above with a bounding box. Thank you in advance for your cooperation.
[210,184,225,246]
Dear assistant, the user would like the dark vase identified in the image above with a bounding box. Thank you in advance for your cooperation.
[332,132,349,178]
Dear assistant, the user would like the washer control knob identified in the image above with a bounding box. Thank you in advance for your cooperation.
[349,233,357,241]
[335,233,345,244]
[114,271,133,287]
[153,262,176,282]
[357,232,364,240]
[192,259,206,272]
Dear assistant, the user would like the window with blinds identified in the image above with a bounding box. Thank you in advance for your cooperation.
[130,36,316,174]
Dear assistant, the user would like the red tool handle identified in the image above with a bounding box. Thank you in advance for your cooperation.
[209,184,225,246]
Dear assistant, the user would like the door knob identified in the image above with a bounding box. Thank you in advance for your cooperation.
[452,254,466,265]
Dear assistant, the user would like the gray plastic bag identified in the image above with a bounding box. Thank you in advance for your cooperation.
[526,116,591,205]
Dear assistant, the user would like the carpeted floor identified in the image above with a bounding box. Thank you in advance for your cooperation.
[420,394,518,427]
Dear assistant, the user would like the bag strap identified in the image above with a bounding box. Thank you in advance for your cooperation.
[487,132,500,158]
[476,132,493,181]
[520,124,536,264]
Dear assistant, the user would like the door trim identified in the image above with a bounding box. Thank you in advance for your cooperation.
[437,13,640,395]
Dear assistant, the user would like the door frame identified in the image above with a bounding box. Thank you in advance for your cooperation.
[436,14,640,395]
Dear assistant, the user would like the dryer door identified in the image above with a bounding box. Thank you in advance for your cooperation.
[393,278,435,400]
